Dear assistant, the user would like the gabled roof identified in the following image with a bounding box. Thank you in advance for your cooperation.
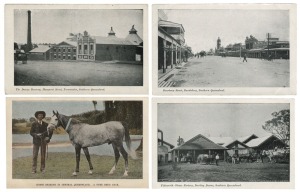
[246,135,283,148]
[94,36,134,45]
[54,41,77,47]
[225,140,249,148]
[29,45,51,53]
[209,137,234,147]
[238,134,258,143]
[174,134,226,150]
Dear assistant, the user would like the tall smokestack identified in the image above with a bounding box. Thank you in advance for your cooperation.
[27,10,32,52]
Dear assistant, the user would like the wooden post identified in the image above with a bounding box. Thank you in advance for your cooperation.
[163,39,166,73]
[171,43,174,69]
[175,46,178,65]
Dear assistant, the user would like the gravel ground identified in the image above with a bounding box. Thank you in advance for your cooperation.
[14,60,143,86]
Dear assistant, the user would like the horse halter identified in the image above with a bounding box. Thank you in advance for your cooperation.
[48,114,62,129]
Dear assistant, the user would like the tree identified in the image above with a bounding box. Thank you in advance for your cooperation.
[262,109,290,145]
[177,136,184,146]
[29,117,36,123]
[92,101,97,111]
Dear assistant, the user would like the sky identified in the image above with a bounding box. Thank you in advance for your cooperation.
[14,9,143,44]
[158,103,289,146]
[12,101,105,119]
[164,9,289,53]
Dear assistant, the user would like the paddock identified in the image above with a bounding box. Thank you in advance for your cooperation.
[158,161,290,182]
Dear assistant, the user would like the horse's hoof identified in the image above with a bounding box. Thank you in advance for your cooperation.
[72,172,78,176]
[88,170,93,175]
[123,171,128,177]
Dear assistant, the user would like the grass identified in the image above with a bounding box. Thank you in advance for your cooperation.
[158,161,290,182]
[12,152,143,179]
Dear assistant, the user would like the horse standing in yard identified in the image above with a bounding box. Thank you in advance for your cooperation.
[47,111,136,176]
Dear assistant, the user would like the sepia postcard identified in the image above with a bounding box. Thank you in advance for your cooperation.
[6,97,148,188]
[5,4,148,94]
[153,4,297,95]
[152,98,294,189]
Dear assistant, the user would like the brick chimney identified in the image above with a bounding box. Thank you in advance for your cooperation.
[27,10,33,52]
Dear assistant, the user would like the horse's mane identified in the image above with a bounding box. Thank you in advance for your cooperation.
[71,118,82,124]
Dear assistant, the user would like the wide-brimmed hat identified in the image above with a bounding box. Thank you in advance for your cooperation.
[35,111,46,118]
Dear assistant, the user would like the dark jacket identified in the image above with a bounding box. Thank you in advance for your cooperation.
[30,121,53,145]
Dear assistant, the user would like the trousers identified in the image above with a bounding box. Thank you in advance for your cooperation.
[32,142,47,172]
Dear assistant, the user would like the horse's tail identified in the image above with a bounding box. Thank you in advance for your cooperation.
[122,121,137,159]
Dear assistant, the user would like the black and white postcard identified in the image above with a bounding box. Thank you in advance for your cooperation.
[5,4,148,94]
[152,98,294,189]
[6,97,148,188]
[153,4,296,95]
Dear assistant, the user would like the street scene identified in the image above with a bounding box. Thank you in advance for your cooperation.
[157,9,290,88]
[157,103,291,182]
[14,8,144,86]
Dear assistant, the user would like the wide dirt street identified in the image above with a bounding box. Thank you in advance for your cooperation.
[14,61,143,86]
[169,56,289,87]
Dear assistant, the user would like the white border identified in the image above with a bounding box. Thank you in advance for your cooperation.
[152,98,295,189]
[152,4,297,95]
[6,97,149,188]
[5,4,149,95]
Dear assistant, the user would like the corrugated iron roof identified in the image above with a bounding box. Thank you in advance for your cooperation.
[159,20,185,32]
[94,36,134,45]
[209,136,234,146]
[173,134,226,151]
[246,135,273,148]
[126,34,143,45]
[237,134,258,143]
[29,45,51,53]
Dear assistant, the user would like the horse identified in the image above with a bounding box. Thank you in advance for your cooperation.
[47,111,136,177]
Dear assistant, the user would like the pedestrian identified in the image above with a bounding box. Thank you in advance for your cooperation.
[243,53,247,62]
[215,153,220,166]
[30,111,53,174]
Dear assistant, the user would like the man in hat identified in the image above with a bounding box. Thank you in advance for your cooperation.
[30,111,53,174]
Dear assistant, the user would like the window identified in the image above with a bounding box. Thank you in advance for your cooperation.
[63,48,65,53]
[84,44,88,54]
[73,55,76,60]
[63,55,65,60]
[58,54,61,59]
[90,44,94,54]
[73,48,76,52]
[68,55,71,60]
[53,54,56,59]
[68,48,71,53]
[58,48,61,52]
[79,44,82,54]
[53,48,56,52]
